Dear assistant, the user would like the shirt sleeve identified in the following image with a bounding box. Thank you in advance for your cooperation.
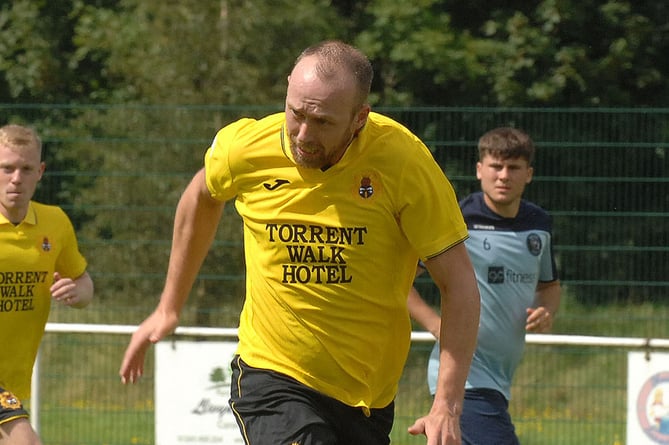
[204,119,256,202]
[55,210,88,279]
[398,145,468,260]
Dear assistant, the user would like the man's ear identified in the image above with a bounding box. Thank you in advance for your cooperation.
[526,166,534,184]
[38,162,46,181]
[355,104,371,130]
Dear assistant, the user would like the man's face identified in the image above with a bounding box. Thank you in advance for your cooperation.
[476,154,533,215]
[284,56,369,169]
[0,143,44,222]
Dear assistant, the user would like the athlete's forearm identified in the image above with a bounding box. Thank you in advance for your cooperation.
[71,271,94,308]
[159,169,225,315]
[425,243,480,412]
[407,286,441,338]
[536,280,561,317]
[434,276,479,410]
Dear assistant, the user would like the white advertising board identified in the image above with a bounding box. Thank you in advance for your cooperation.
[628,351,669,445]
[155,341,244,445]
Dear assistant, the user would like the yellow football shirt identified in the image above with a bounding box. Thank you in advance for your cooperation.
[205,112,467,409]
[0,202,87,399]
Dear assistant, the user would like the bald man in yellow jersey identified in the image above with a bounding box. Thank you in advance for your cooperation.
[120,40,480,445]
[0,124,94,445]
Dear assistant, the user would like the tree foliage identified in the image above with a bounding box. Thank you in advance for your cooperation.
[1,0,668,106]
[354,0,669,106]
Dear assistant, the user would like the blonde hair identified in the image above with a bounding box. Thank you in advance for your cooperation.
[0,124,43,158]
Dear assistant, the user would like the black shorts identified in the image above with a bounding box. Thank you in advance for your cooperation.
[229,355,394,445]
[0,387,29,426]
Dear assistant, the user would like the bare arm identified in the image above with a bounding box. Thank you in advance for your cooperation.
[407,286,441,339]
[157,168,225,316]
[119,168,225,383]
[526,280,561,333]
[409,242,480,444]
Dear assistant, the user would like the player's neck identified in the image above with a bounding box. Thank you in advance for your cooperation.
[483,195,520,219]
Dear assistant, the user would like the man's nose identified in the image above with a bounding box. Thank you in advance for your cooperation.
[296,122,311,140]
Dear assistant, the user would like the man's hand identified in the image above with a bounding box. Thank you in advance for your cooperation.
[119,309,179,383]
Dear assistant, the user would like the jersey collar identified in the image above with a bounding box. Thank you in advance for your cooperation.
[0,202,37,226]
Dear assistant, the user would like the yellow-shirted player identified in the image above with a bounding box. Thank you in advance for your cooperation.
[120,40,480,445]
[0,124,94,445]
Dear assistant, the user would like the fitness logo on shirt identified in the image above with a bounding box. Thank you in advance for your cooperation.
[488,266,505,284]
[487,266,537,285]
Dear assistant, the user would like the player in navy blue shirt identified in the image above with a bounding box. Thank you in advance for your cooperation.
[408,127,561,445]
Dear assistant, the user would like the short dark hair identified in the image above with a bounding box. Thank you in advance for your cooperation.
[478,127,535,165]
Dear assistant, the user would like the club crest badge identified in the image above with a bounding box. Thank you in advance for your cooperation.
[359,176,373,198]
[0,391,22,410]
[526,233,542,256]
[352,171,382,202]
